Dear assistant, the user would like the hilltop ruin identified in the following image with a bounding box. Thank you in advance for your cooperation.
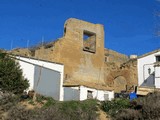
[10,18,137,92]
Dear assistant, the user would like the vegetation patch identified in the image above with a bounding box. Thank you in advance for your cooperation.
[0,51,29,94]
[101,92,160,120]
[101,98,130,117]
[1,95,98,120]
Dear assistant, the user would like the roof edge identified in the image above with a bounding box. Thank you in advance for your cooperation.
[138,49,160,59]
[10,54,64,66]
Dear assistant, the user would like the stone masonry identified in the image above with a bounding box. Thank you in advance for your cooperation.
[10,18,138,92]
[35,18,106,87]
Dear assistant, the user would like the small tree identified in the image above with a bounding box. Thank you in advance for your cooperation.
[0,51,29,94]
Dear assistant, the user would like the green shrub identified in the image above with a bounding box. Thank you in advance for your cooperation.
[110,92,160,120]
[59,99,97,111]
[0,52,29,94]
[56,99,98,120]
[101,98,130,117]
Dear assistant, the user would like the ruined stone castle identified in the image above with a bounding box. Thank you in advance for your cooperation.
[10,18,138,92]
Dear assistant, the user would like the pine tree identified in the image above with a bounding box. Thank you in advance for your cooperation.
[0,51,29,94]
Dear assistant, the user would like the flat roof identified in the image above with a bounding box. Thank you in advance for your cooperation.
[63,81,114,91]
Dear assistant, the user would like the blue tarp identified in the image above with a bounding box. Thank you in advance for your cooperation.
[129,92,137,101]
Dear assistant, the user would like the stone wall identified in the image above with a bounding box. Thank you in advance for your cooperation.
[9,48,31,56]
[34,18,106,87]
[104,59,138,92]
[104,48,129,66]
[10,18,138,92]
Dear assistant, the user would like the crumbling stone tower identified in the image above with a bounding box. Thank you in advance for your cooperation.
[11,18,137,92]
[35,18,105,85]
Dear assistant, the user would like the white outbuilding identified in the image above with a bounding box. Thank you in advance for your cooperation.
[137,49,160,95]
[63,83,114,101]
[14,56,64,101]
[13,55,114,101]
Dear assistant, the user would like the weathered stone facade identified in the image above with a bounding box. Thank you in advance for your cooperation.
[104,48,129,66]
[104,59,137,92]
[34,18,106,87]
[10,18,138,92]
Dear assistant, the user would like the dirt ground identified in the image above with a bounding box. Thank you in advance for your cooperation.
[97,108,111,120]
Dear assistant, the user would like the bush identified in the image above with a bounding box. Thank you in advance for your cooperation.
[60,99,97,111]
[6,99,98,120]
[0,93,21,119]
[0,52,29,94]
[101,98,130,117]
[114,109,142,120]
[0,93,20,112]
[109,92,160,120]
[58,99,98,120]
[136,92,160,119]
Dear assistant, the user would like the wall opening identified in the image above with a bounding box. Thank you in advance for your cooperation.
[87,90,93,99]
[83,30,96,53]
[105,56,109,62]
[156,55,160,62]
[63,27,66,36]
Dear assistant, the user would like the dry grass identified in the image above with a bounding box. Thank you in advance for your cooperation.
[0,94,98,120]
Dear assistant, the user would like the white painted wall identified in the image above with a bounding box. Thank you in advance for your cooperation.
[64,86,114,101]
[15,56,114,101]
[15,56,64,101]
[155,65,160,88]
[137,51,160,88]
[18,60,35,90]
[79,86,114,101]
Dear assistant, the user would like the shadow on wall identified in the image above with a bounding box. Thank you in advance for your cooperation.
[141,72,155,87]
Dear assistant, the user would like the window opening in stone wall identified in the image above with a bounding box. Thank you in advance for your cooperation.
[105,56,109,62]
[83,30,96,53]
[63,27,66,36]
[156,55,160,62]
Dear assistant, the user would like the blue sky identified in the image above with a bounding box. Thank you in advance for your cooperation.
[0,0,159,55]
